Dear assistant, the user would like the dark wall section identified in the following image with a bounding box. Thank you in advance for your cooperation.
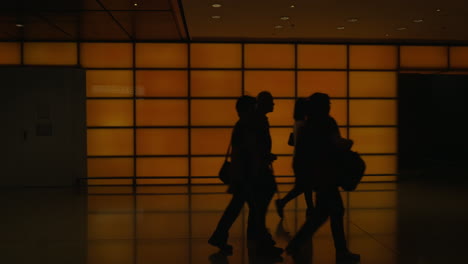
[0,67,86,186]
[398,74,468,180]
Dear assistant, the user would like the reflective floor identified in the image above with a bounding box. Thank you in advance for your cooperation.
[1,179,467,264]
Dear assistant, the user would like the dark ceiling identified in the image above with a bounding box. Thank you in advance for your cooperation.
[0,0,187,41]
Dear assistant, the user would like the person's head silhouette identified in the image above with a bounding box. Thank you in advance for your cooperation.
[307,92,330,118]
[236,95,256,119]
[257,91,274,114]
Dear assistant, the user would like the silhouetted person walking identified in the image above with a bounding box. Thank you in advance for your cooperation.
[247,91,281,254]
[286,93,359,264]
[208,96,257,255]
[275,97,314,218]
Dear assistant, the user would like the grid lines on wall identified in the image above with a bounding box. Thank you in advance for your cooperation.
[3,41,468,186]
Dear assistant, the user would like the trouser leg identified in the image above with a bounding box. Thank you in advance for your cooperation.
[210,193,245,244]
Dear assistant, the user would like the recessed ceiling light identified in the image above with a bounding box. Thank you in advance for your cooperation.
[280,16,290,21]
[274,25,284,29]
[212,3,222,8]
[413,19,424,23]
[134,3,138,6]
[385,33,390,37]
[347,18,358,23]
[396,27,407,31]
[337,26,345,30]
[436,8,441,12]
[15,24,24,27]
[211,15,221,19]
[290,4,296,8]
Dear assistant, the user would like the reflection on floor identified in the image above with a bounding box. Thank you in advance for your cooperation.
[3,180,466,264]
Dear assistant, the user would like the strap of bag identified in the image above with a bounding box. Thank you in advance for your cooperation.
[224,141,232,162]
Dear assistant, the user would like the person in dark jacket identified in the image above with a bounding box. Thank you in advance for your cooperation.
[286,93,360,263]
[208,94,282,257]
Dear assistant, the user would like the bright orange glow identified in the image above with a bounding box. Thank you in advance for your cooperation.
[297,45,347,69]
[400,46,448,68]
[271,128,294,155]
[24,42,77,65]
[361,175,397,182]
[136,129,188,155]
[268,99,294,126]
[191,70,242,97]
[349,100,397,125]
[0,42,21,64]
[297,71,347,97]
[87,129,134,156]
[190,43,241,68]
[349,45,397,69]
[191,128,231,155]
[136,43,187,68]
[86,100,133,126]
[191,157,225,176]
[137,158,188,177]
[361,155,397,175]
[349,128,397,153]
[191,100,237,126]
[136,214,189,238]
[136,70,188,97]
[349,71,397,97]
[244,71,295,97]
[87,158,133,185]
[136,99,188,126]
[244,44,295,68]
[81,43,132,68]
[449,47,468,68]
[86,70,133,97]
[330,99,347,126]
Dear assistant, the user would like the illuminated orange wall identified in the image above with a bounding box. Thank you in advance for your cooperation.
[2,42,467,185]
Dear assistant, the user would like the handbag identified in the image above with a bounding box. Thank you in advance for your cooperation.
[336,150,366,191]
[218,142,232,184]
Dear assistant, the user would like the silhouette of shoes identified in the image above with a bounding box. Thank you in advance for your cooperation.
[336,251,360,263]
[209,251,229,264]
[250,245,284,257]
[208,237,233,255]
[275,199,284,218]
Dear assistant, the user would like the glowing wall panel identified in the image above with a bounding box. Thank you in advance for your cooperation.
[87,129,134,156]
[244,71,295,97]
[136,43,187,68]
[136,99,188,126]
[297,71,347,97]
[271,128,294,155]
[86,70,133,97]
[136,158,188,184]
[24,42,77,65]
[297,45,347,69]
[0,42,21,64]
[268,99,294,126]
[330,99,347,126]
[136,129,188,155]
[87,99,133,126]
[191,100,237,126]
[191,70,242,97]
[136,70,188,97]
[244,44,295,68]
[449,47,468,68]
[191,157,225,177]
[190,43,241,68]
[361,155,397,175]
[350,45,397,69]
[81,43,132,68]
[349,72,397,97]
[191,129,231,155]
[349,128,397,153]
[349,100,397,125]
[87,158,133,185]
[400,46,448,68]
